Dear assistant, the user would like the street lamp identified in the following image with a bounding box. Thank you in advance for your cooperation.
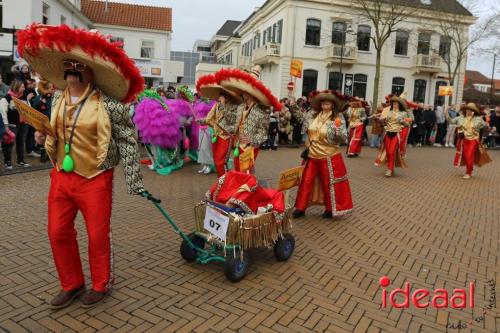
[490,53,499,104]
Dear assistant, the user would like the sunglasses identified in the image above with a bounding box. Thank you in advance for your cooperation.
[63,60,87,72]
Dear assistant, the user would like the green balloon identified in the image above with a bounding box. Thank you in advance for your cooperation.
[233,147,240,157]
[62,154,74,173]
[211,136,217,144]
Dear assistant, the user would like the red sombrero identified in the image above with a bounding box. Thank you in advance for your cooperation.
[216,68,281,111]
[17,24,144,103]
[195,74,242,102]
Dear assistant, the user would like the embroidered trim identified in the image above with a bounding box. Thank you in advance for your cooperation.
[226,198,254,215]
[326,158,337,214]
[211,174,226,200]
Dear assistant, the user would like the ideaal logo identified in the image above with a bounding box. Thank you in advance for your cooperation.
[379,276,474,309]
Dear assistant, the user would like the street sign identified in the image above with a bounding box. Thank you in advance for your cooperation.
[344,74,353,96]
[203,206,230,241]
[287,82,295,91]
[290,60,303,78]
[438,86,453,96]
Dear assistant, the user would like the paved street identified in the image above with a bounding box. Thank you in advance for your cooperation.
[1,146,499,333]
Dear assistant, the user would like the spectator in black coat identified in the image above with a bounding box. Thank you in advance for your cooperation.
[423,105,436,145]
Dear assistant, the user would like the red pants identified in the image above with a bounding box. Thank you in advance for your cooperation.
[48,169,113,292]
[212,137,231,177]
[384,135,400,172]
[462,139,478,175]
[399,127,410,157]
[234,147,260,173]
[295,154,353,215]
[347,125,364,155]
[454,137,464,167]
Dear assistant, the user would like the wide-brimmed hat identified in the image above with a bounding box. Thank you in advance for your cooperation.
[216,68,281,111]
[385,94,409,111]
[196,74,242,102]
[17,24,144,103]
[460,102,482,115]
[310,90,347,111]
[349,96,367,108]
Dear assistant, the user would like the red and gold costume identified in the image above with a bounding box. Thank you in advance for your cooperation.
[375,95,411,175]
[18,25,144,299]
[294,91,353,217]
[446,103,489,177]
[399,108,414,158]
[346,104,367,156]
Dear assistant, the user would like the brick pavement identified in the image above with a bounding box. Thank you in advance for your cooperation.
[0,146,499,333]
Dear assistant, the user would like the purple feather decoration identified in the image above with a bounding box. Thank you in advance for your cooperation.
[133,98,182,149]
[164,98,193,119]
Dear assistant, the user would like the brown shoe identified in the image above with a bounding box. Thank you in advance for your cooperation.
[81,289,107,308]
[49,285,86,310]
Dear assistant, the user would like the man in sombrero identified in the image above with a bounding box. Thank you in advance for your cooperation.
[445,102,490,179]
[17,24,146,309]
[218,66,281,173]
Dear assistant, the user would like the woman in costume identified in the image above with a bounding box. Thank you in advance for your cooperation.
[293,90,353,219]
[445,103,490,179]
[218,67,281,173]
[193,97,216,174]
[395,94,416,158]
[132,90,183,175]
[374,94,411,177]
[346,97,367,157]
[196,73,241,177]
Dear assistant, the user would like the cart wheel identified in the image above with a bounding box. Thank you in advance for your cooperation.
[274,233,295,261]
[180,233,205,263]
[224,251,250,282]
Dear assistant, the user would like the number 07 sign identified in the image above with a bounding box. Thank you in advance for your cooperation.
[203,206,230,241]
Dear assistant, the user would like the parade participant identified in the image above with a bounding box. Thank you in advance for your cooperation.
[196,73,241,177]
[293,90,353,219]
[374,94,410,177]
[445,103,490,179]
[218,67,281,173]
[17,24,145,309]
[393,94,415,158]
[193,97,216,174]
[346,97,367,157]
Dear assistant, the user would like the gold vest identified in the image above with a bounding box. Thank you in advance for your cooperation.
[307,111,340,159]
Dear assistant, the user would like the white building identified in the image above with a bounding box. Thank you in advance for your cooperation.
[196,0,475,106]
[0,0,183,87]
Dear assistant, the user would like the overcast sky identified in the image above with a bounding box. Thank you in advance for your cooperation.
[112,0,498,78]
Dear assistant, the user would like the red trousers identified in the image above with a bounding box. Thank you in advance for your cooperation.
[212,137,231,177]
[454,137,464,167]
[295,154,353,215]
[399,127,410,157]
[384,135,400,172]
[347,125,364,155]
[462,139,478,175]
[234,147,260,173]
[48,169,113,292]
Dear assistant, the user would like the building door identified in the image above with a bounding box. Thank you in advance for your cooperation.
[302,69,318,98]
[434,81,447,107]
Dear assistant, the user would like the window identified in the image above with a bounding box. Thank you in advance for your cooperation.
[353,74,367,99]
[332,22,346,45]
[263,30,267,45]
[439,36,451,61]
[357,25,371,51]
[253,34,260,49]
[267,27,272,43]
[391,77,405,95]
[140,41,155,58]
[272,24,277,43]
[328,72,343,92]
[277,20,283,44]
[43,3,50,24]
[60,15,66,25]
[225,53,232,65]
[0,2,3,27]
[417,33,431,55]
[395,31,409,56]
[413,79,427,103]
[305,19,321,46]
[302,69,318,98]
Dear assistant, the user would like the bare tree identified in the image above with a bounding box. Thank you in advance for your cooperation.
[434,0,500,104]
[351,0,418,106]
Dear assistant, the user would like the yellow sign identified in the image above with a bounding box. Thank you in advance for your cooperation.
[290,60,303,78]
[238,147,255,172]
[12,97,54,136]
[278,166,304,191]
[438,86,453,96]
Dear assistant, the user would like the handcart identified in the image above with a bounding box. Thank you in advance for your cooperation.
[142,192,295,282]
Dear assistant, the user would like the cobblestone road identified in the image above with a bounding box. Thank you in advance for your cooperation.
[1,147,499,333]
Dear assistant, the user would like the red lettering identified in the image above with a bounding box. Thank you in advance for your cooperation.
[390,282,410,308]
[432,289,449,308]
[382,289,387,308]
[412,289,430,308]
[469,282,475,308]
[450,289,467,308]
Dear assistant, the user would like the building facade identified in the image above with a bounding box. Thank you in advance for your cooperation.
[197,0,475,107]
[0,0,183,87]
